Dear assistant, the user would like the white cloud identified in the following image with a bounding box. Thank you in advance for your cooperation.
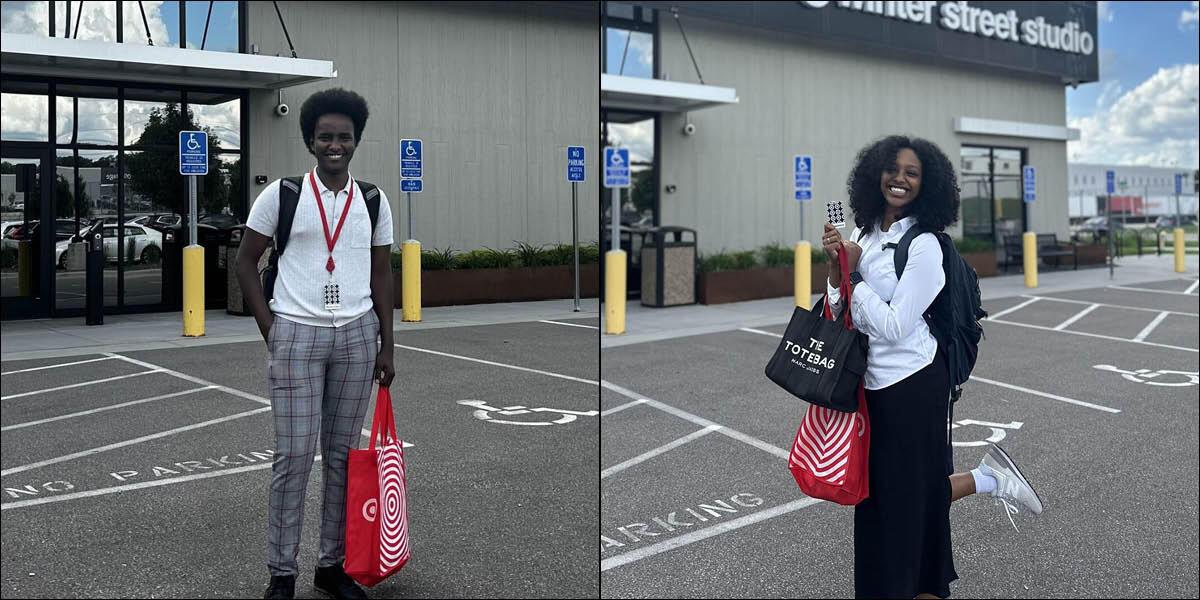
[1068,64,1200,168]
[1097,1,1115,23]
[606,120,654,165]
[1181,0,1199,30]
[1096,80,1123,109]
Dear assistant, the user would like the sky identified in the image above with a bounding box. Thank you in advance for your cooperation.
[1066,1,1200,168]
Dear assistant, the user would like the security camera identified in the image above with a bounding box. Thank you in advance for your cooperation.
[682,122,697,136]
[274,103,290,117]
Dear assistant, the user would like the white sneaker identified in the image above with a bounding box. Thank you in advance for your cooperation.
[979,443,1043,531]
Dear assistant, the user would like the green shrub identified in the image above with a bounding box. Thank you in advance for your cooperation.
[422,246,457,270]
[953,237,994,254]
[457,247,516,269]
[758,243,793,268]
[513,241,549,267]
[390,250,401,270]
[700,249,758,272]
[578,242,600,264]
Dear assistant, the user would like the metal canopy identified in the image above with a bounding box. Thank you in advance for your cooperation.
[1,33,335,89]
[601,73,738,116]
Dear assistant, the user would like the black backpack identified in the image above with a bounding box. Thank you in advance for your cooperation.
[261,176,382,301]
[856,226,987,403]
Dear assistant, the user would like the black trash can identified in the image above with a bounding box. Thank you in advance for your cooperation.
[160,223,227,310]
[640,226,697,307]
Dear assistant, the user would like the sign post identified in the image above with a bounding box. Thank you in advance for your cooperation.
[1021,165,1037,288]
[1106,170,1115,279]
[179,131,208,337]
[400,139,423,322]
[567,146,586,312]
[603,146,631,335]
[1175,173,1186,273]
[794,155,813,238]
[793,155,814,308]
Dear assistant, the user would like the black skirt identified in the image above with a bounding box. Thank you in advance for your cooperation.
[854,353,958,599]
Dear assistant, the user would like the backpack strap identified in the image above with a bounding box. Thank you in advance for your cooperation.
[275,176,303,256]
[888,225,926,280]
[357,180,382,238]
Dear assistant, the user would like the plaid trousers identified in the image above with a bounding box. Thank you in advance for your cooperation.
[266,310,379,576]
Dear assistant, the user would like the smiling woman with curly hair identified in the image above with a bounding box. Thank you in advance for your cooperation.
[820,135,1045,599]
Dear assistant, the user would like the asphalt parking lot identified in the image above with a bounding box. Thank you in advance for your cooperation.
[1,317,599,599]
[599,278,1199,599]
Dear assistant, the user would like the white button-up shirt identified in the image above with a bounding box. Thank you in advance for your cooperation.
[247,167,394,327]
[826,216,944,390]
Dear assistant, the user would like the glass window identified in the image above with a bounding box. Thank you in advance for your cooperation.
[603,115,655,227]
[124,90,183,146]
[55,1,116,41]
[56,90,119,146]
[122,0,178,47]
[196,153,242,228]
[185,0,237,52]
[1,92,49,141]
[606,27,654,78]
[959,147,991,240]
[191,95,241,150]
[2,1,51,36]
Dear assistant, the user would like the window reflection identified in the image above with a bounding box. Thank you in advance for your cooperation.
[56,93,119,146]
[191,96,241,150]
[121,149,164,306]
[606,28,654,78]
[1,92,49,141]
[124,90,182,145]
[1,1,51,36]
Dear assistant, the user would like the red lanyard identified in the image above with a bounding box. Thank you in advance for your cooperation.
[309,171,355,273]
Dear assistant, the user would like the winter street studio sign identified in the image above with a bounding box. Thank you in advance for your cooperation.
[638,1,1099,84]
[801,1,1093,55]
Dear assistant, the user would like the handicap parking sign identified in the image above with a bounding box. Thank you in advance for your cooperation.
[1023,166,1036,203]
[604,147,630,188]
[1106,170,1115,195]
[794,155,813,202]
[179,131,208,175]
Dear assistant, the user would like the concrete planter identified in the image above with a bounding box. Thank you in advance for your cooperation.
[961,251,998,278]
[394,263,599,308]
[1075,244,1108,265]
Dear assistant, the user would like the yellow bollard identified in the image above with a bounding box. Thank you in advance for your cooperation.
[795,241,811,309]
[1022,232,1038,288]
[17,240,32,296]
[604,250,626,335]
[182,245,205,336]
[401,240,422,322]
[1174,227,1186,273]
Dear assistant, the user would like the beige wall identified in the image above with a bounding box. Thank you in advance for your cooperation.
[654,18,1070,253]
[248,1,599,252]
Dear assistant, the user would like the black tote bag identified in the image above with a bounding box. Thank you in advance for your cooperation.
[764,251,868,412]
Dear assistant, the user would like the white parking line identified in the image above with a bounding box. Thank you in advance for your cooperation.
[1108,285,1199,296]
[968,376,1121,413]
[601,425,722,479]
[1133,311,1171,343]
[987,318,1197,353]
[1186,280,1200,295]
[1,369,164,401]
[1018,294,1198,318]
[601,381,789,460]
[0,407,272,477]
[740,327,783,338]
[601,497,824,572]
[1,356,116,376]
[396,344,598,386]
[538,319,599,330]
[0,386,218,432]
[601,399,648,417]
[1053,303,1101,330]
[986,297,1041,321]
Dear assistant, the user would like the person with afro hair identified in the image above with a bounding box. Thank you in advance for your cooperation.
[237,87,394,600]
[820,135,1043,599]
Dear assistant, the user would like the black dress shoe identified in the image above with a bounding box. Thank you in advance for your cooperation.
[264,575,295,599]
[314,563,368,600]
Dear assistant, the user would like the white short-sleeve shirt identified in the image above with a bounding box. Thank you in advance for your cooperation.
[246,167,394,327]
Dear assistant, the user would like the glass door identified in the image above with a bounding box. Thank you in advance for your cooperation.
[0,149,52,319]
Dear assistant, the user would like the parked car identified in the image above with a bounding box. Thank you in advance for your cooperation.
[198,213,241,230]
[1071,216,1125,240]
[1154,215,1196,229]
[54,223,163,268]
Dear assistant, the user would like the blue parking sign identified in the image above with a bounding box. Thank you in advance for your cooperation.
[1176,173,1183,195]
[179,131,208,175]
[567,146,585,182]
[794,155,812,202]
[604,147,630,188]
[1106,170,1115,194]
[1022,166,1036,203]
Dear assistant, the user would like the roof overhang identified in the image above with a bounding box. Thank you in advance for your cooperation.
[1,33,335,89]
[955,116,1080,142]
[601,73,738,115]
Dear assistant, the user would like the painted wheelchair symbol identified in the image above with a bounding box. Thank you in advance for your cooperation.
[1093,365,1199,387]
[458,400,599,426]
[186,134,201,151]
[951,419,1023,448]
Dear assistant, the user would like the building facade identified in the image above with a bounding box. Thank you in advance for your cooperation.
[1068,163,1198,222]
[1,1,598,320]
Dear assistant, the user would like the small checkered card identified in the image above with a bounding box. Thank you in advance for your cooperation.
[826,200,846,228]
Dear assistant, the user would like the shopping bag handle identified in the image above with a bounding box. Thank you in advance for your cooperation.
[820,249,856,331]
[369,386,399,451]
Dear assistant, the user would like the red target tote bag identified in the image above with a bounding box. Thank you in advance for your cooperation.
[345,387,411,586]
